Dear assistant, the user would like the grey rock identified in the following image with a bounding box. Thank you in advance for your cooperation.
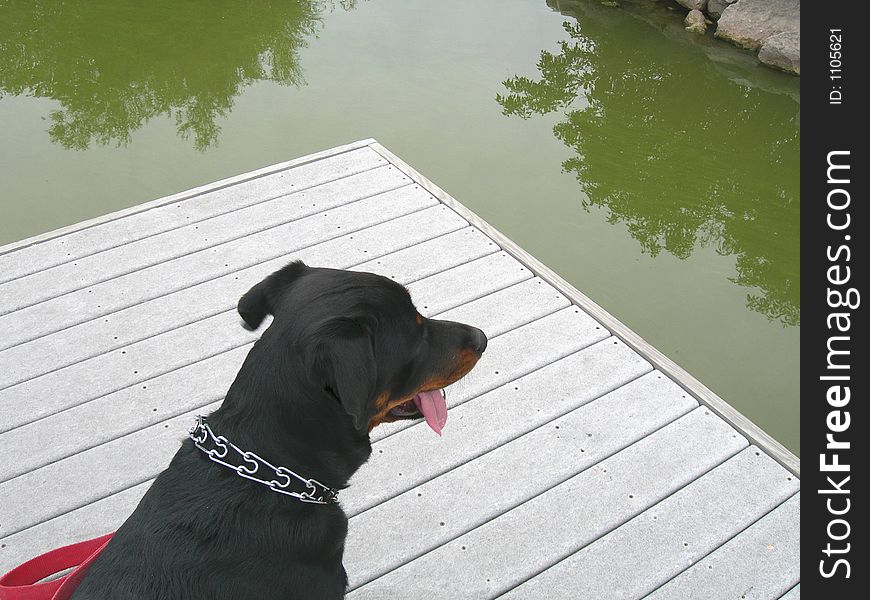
[758,31,800,74]
[715,0,800,50]
[685,9,708,34]
[676,0,708,11]
[706,0,738,20]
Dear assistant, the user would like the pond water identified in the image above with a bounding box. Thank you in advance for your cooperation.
[0,0,800,454]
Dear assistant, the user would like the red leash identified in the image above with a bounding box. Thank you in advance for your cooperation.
[0,534,114,600]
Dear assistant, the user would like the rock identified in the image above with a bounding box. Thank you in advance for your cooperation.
[706,0,738,20]
[758,31,800,74]
[676,0,708,10]
[715,0,800,50]
[685,9,708,34]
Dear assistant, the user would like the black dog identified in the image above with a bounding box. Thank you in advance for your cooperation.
[71,261,487,599]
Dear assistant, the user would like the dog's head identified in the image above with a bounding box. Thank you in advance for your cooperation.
[237,261,487,435]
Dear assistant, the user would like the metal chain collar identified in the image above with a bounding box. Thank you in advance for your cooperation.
[188,415,339,505]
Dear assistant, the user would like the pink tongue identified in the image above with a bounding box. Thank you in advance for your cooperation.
[413,390,448,436]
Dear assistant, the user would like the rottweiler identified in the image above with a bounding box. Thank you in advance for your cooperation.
[70,260,487,599]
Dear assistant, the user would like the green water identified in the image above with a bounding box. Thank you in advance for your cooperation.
[0,0,800,454]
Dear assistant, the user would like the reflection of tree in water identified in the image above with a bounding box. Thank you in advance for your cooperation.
[0,1,355,151]
[497,13,799,327]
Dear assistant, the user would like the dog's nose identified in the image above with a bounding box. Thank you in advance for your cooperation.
[468,327,487,355]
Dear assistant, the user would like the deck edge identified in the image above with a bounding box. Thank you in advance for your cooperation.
[367,141,800,479]
[0,139,378,257]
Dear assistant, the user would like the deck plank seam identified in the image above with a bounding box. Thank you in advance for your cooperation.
[0,140,378,257]
[488,441,751,600]
[426,294,563,344]
[430,279,566,323]
[638,489,801,600]
[347,400,709,593]
[0,195,448,351]
[0,480,154,559]
[0,338,252,436]
[0,159,387,286]
[362,238,498,288]
[0,178,416,317]
[0,388,222,484]
[405,253,533,317]
[0,470,182,541]
[0,224,492,390]
[1,275,569,468]
[0,310,251,395]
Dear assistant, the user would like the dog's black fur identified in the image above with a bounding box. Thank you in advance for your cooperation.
[71,261,486,600]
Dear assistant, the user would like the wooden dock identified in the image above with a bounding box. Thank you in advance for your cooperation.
[0,139,800,598]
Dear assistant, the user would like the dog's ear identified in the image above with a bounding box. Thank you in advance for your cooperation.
[309,317,377,433]
[238,260,308,330]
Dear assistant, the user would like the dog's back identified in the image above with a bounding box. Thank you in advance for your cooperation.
[72,446,350,600]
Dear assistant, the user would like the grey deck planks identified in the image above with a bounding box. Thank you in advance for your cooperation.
[1,345,250,482]
[499,448,800,599]
[406,251,533,316]
[0,140,800,595]
[348,400,741,599]
[0,146,386,284]
[345,380,708,592]
[0,164,409,315]
[437,277,570,338]
[343,341,653,518]
[646,493,800,600]
[0,482,153,566]
[1,182,430,350]
[0,205,470,389]
[0,402,223,538]
[352,225,497,285]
